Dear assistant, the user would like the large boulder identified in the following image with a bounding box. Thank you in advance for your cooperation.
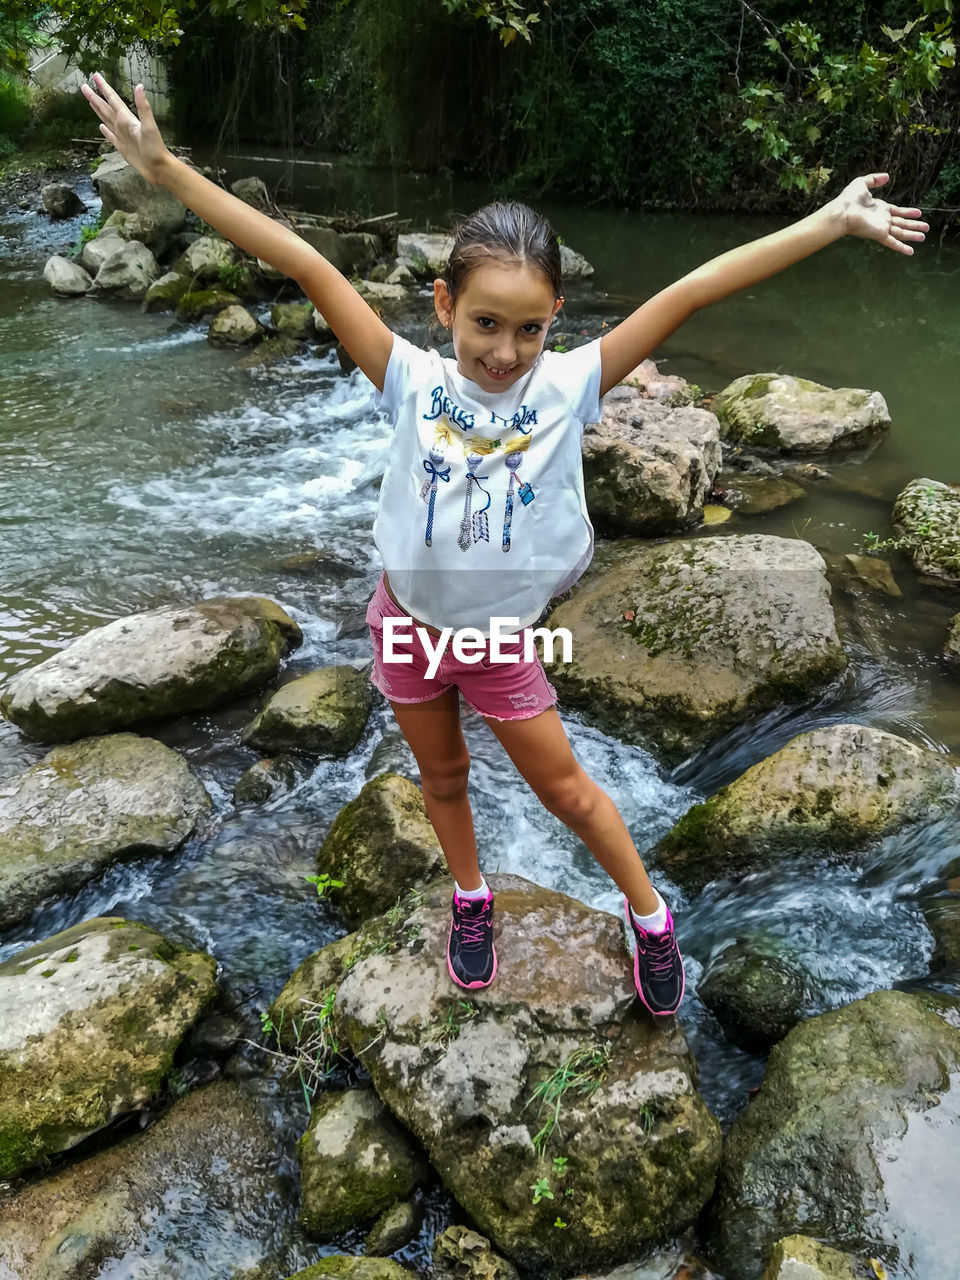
[654,724,957,891]
[297,225,381,275]
[0,732,211,931]
[171,233,240,283]
[80,228,126,274]
[329,875,721,1271]
[0,1080,285,1278]
[92,151,187,252]
[0,916,217,1178]
[89,239,162,300]
[41,182,86,218]
[0,595,303,742]
[298,1087,429,1237]
[316,772,446,925]
[559,243,594,279]
[43,254,93,296]
[713,373,890,454]
[548,536,846,761]
[241,665,373,757]
[397,231,454,277]
[708,989,960,1280]
[892,477,960,585]
[583,384,721,535]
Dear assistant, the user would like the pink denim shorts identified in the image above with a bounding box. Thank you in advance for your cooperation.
[365,573,558,722]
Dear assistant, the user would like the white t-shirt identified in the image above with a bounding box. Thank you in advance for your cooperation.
[374,334,603,634]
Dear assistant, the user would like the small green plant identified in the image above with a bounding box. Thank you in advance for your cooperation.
[526,1041,611,1156]
[304,872,344,900]
[530,1175,553,1205]
[252,985,348,1114]
[385,887,424,927]
[637,1102,656,1134]
[89,154,103,173]
[217,259,252,295]
[553,1217,568,1229]
[552,1155,568,1173]
[424,998,478,1048]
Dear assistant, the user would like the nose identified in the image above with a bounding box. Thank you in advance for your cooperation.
[492,338,517,366]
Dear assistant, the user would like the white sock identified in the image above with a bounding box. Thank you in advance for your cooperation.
[455,878,489,900]
[630,889,668,934]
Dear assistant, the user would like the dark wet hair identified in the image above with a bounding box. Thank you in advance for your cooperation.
[443,201,563,302]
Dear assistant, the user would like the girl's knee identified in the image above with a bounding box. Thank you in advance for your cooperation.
[420,751,471,802]
[537,771,599,826]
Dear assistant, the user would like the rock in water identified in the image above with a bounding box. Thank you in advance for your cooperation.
[0,917,217,1178]
[0,595,303,742]
[241,666,373,757]
[713,373,890,453]
[0,733,211,930]
[892,477,960,585]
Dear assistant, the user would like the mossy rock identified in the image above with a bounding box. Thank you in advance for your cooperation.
[713,373,889,454]
[270,302,315,339]
[175,289,242,322]
[284,1258,417,1280]
[761,1235,864,1280]
[698,942,810,1052]
[141,271,191,313]
[892,477,960,585]
[238,336,307,369]
[241,665,373,757]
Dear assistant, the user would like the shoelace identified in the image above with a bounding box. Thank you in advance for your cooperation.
[457,903,491,949]
[638,927,678,977]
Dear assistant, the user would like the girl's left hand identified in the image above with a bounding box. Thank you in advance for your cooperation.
[837,173,928,255]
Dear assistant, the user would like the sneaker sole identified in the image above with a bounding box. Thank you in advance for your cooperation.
[633,943,685,1016]
[446,918,498,990]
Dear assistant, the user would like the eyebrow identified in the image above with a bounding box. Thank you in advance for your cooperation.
[467,306,549,324]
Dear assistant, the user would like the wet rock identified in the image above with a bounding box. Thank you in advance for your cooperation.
[276,550,365,581]
[100,208,160,245]
[298,1087,430,1237]
[208,304,264,345]
[238,336,308,369]
[93,151,187,252]
[331,874,722,1271]
[357,279,408,302]
[270,931,360,1051]
[921,859,960,973]
[41,181,86,218]
[241,666,372,757]
[433,1225,519,1280]
[560,244,594,279]
[841,553,901,596]
[176,288,243,322]
[718,473,806,516]
[892,477,960,585]
[0,732,211,931]
[709,989,960,1280]
[89,239,162,300]
[944,614,960,664]
[713,374,890,454]
[386,261,416,286]
[271,301,315,339]
[0,916,217,1178]
[582,385,721,535]
[622,358,695,405]
[365,1197,421,1254]
[316,772,446,926]
[43,254,93,295]
[141,269,191,313]
[313,308,334,339]
[231,176,271,209]
[0,595,303,742]
[697,942,810,1052]
[297,226,381,275]
[233,754,299,804]
[284,1257,417,1280]
[0,1080,285,1278]
[654,724,956,892]
[761,1235,864,1280]
[397,231,454,276]
[80,228,126,274]
[548,536,846,762]
[172,233,241,284]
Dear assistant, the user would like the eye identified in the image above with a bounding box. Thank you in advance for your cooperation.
[477,317,495,329]
[522,323,543,335]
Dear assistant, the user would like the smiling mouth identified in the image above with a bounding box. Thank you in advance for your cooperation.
[481,360,517,381]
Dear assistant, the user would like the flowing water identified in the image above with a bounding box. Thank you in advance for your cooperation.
[2,152,960,1278]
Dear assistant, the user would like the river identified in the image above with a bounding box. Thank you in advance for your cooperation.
[1,151,959,1278]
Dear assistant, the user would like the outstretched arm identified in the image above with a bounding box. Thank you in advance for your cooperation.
[597,174,928,397]
[81,73,393,389]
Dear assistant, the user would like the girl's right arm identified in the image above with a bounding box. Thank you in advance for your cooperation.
[82,73,393,390]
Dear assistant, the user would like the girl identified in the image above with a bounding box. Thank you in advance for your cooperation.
[82,73,927,1016]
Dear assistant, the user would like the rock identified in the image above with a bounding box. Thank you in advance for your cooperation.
[357,279,408,302]
[316,772,446,926]
[298,1087,429,1237]
[0,916,217,1178]
[277,550,366,581]
[270,930,361,1051]
[284,1257,417,1280]
[41,182,86,218]
[559,243,594,280]
[241,666,373,757]
[233,755,299,804]
[702,503,732,524]
[841,553,901,596]
[313,308,334,339]
[365,1197,421,1255]
[433,1226,519,1280]
[397,232,454,276]
[43,254,93,296]
[332,875,721,1271]
[92,151,187,252]
[101,208,161,246]
[760,1236,864,1280]
[921,863,960,973]
[89,239,162,300]
[386,261,416,286]
[208,304,264,345]
[655,723,957,891]
[718,473,806,516]
[582,386,721,535]
[271,301,315,339]
[141,269,192,313]
[297,226,381,275]
[548,536,847,762]
[172,233,241,284]
[0,1080,284,1277]
[698,942,810,1052]
[0,733,211,931]
[175,288,243,322]
[237,336,308,369]
[256,256,287,281]
[713,374,890,454]
[709,989,960,1280]
[231,176,271,209]
[80,229,126,274]
[0,595,303,742]
[892,477,960,585]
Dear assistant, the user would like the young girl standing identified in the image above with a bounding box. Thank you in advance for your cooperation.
[82,74,927,1016]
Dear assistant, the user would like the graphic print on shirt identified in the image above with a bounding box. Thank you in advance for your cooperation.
[501,433,535,552]
[458,437,497,551]
[419,418,454,547]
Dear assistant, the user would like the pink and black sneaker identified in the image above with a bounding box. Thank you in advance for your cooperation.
[447,888,497,989]
[625,896,685,1016]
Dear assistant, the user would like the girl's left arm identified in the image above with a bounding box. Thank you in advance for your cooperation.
[598,173,928,397]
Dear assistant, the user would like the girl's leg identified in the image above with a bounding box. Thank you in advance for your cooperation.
[388,689,482,890]
[481,706,659,915]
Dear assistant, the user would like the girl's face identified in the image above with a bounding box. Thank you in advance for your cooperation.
[434,258,563,392]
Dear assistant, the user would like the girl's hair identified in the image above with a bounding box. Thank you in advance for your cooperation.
[443,201,563,302]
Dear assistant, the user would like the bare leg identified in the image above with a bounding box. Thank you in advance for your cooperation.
[388,689,482,891]
[482,706,659,916]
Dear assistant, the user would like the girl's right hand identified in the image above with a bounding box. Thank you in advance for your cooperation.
[81,73,171,186]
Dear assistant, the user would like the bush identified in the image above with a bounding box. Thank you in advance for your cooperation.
[0,69,32,144]
[25,85,100,145]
